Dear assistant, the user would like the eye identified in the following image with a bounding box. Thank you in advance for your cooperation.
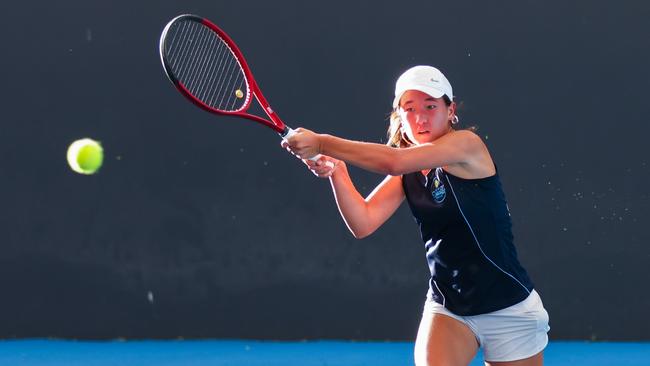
[426,104,437,110]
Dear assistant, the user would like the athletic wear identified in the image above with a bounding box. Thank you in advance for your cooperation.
[402,167,534,315]
[393,66,453,108]
[422,290,550,362]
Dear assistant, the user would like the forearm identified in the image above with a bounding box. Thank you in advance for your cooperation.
[320,134,401,176]
[328,162,375,238]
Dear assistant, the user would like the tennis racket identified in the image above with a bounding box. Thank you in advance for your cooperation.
[159,14,325,162]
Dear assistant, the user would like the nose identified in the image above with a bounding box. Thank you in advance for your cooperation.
[415,113,428,125]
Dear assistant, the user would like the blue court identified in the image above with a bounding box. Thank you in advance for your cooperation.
[1,340,648,365]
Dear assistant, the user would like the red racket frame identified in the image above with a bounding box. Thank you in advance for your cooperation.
[160,14,287,135]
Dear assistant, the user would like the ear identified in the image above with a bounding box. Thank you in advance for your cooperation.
[448,102,457,122]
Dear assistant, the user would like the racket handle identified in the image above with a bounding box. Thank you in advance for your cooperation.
[282,128,334,168]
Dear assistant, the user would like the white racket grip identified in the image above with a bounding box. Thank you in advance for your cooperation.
[283,128,335,168]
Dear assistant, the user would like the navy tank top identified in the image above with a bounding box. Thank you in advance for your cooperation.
[402,167,534,315]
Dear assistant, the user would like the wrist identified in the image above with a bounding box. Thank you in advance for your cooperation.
[318,134,331,155]
[331,160,347,176]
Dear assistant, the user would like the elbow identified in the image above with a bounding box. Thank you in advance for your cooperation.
[385,165,401,176]
[351,230,370,240]
[383,150,408,176]
[381,157,399,176]
[349,225,375,239]
[384,160,406,176]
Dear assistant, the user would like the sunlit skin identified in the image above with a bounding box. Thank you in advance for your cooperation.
[398,90,456,146]
[280,87,497,236]
[282,89,542,366]
[286,90,457,176]
[282,89,493,180]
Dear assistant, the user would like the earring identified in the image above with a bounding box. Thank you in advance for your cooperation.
[451,116,459,125]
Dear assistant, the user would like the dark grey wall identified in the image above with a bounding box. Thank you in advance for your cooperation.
[1,0,648,341]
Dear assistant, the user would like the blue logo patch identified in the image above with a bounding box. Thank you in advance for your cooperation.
[432,175,446,203]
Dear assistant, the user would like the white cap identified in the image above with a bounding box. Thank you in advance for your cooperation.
[392,66,453,108]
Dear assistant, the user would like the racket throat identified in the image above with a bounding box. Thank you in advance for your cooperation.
[280,126,296,139]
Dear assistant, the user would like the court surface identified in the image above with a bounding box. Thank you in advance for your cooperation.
[1,340,649,365]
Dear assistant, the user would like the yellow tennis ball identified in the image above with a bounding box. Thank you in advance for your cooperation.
[235,89,243,98]
[67,138,104,175]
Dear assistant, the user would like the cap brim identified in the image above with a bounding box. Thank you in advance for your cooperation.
[392,86,447,108]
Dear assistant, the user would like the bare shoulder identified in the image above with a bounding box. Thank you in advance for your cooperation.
[451,129,485,146]
[439,129,487,155]
[445,130,495,178]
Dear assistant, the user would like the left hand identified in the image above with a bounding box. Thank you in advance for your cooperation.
[282,128,322,160]
[304,155,340,178]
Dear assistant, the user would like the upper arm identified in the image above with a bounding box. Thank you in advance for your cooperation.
[391,130,493,177]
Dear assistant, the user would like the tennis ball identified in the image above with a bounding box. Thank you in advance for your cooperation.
[235,89,243,98]
[66,138,104,175]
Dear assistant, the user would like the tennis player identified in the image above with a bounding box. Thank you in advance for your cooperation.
[283,65,550,366]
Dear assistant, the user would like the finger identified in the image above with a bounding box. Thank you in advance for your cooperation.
[285,134,298,146]
[314,167,331,175]
[312,170,330,178]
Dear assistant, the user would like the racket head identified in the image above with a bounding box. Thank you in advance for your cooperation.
[159,14,286,133]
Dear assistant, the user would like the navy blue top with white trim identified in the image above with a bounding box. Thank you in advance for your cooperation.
[402,167,534,316]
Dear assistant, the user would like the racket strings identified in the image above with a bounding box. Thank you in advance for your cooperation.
[164,20,249,112]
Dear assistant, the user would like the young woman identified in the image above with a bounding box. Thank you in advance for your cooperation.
[282,65,550,366]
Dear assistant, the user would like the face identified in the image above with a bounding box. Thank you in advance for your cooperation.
[398,90,456,145]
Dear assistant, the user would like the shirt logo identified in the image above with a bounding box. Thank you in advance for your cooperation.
[432,174,446,203]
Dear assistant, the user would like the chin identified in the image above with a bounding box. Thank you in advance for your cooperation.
[414,133,433,144]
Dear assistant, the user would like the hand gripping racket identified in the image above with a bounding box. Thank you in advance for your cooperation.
[159,14,326,163]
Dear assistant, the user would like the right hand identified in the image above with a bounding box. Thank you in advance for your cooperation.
[304,156,340,178]
[282,127,322,160]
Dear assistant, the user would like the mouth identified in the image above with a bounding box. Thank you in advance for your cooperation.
[417,130,430,135]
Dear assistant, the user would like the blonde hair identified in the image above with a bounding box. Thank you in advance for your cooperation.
[386,111,414,148]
